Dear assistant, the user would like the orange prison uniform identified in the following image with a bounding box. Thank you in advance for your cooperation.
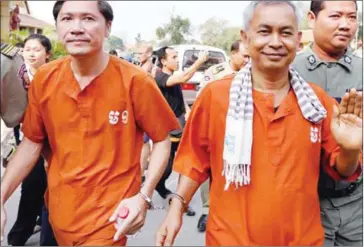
[22,56,180,246]
[173,75,362,246]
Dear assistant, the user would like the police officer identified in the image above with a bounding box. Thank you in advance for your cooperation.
[1,43,28,165]
[292,1,362,246]
[196,40,249,233]
[0,43,28,128]
[197,40,250,97]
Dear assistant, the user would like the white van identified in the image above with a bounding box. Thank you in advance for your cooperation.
[169,45,228,105]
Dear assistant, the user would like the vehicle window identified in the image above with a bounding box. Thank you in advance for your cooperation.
[182,50,226,72]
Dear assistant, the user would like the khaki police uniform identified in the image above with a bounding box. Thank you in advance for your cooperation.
[197,61,235,98]
[1,43,28,128]
[293,45,363,246]
[198,61,236,213]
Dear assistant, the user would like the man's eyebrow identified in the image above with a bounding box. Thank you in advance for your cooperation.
[59,12,97,17]
[328,10,357,15]
[257,24,271,29]
[257,24,294,30]
[280,25,294,30]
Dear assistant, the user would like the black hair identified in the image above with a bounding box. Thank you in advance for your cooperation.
[155,46,171,68]
[310,0,357,17]
[109,49,118,56]
[14,42,24,48]
[230,40,243,53]
[24,34,52,54]
[53,0,114,22]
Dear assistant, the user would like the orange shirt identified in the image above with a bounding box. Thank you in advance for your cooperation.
[22,56,180,244]
[174,75,361,246]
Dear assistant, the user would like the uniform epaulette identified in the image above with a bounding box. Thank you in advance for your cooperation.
[0,43,19,59]
[213,64,225,75]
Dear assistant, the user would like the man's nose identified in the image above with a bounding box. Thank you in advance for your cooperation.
[338,17,351,31]
[70,19,86,35]
[268,33,283,49]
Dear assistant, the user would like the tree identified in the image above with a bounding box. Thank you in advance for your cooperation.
[220,27,242,52]
[9,29,29,45]
[200,18,241,52]
[106,35,125,51]
[295,1,311,30]
[155,15,192,46]
[200,18,228,48]
[51,40,67,60]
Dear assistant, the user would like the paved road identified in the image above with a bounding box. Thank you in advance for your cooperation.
[0,122,206,246]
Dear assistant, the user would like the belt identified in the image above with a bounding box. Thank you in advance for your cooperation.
[321,182,360,199]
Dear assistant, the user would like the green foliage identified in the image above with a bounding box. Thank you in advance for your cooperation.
[9,29,29,45]
[200,18,241,52]
[51,40,67,60]
[106,35,125,51]
[156,15,192,46]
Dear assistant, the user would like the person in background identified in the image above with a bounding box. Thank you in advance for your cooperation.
[135,43,157,183]
[198,40,250,96]
[353,39,362,58]
[154,46,208,216]
[109,49,118,56]
[12,42,24,151]
[196,39,249,233]
[292,1,362,246]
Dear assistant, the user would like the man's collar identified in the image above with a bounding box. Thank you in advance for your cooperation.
[305,43,353,72]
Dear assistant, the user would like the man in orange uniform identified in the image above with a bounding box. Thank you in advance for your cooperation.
[1,1,179,246]
[156,1,362,246]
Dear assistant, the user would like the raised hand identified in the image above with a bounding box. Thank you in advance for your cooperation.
[331,88,362,151]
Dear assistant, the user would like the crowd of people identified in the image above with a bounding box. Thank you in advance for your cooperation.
[0,0,362,246]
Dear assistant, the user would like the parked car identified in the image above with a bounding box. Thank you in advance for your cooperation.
[170,45,228,106]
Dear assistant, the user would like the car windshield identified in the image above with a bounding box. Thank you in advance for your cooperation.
[182,50,226,72]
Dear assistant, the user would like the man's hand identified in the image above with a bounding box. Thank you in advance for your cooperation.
[156,199,184,246]
[198,50,209,63]
[331,88,362,150]
[109,194,148,241]
[1,206,6,242]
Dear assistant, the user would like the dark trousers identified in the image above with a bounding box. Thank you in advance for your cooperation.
[13,125,21,146]
[156,141,180,192]
[7,157,47,245]
[40,206,58,246]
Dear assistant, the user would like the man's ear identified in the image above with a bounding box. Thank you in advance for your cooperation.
[307,11,316,30]
[161,58,166,67]
[297,31,303,44]
[240,29,249,50]
[105,21,112,38]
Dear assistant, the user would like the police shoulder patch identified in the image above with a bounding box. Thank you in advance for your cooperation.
[1,43,19,59]
[213,65,225,75]
[307,55,316,65]
[343,55,352,64]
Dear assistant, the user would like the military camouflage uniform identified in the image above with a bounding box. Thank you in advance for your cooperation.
[293,45,363,246]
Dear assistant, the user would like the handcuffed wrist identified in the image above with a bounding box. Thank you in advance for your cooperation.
[138,191,154,210]
[168,193,188,212]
